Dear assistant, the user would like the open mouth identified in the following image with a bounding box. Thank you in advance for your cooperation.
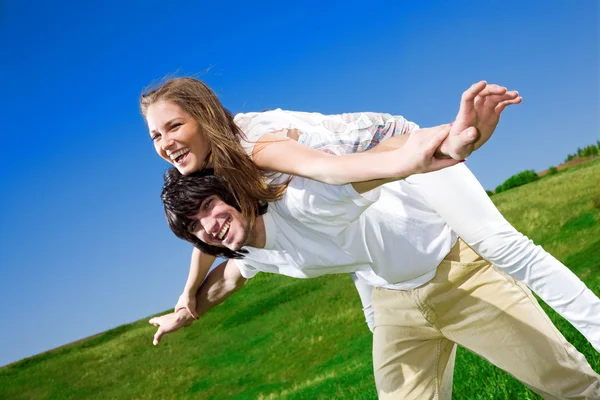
[171,148,191,164]
[218,217,232,241]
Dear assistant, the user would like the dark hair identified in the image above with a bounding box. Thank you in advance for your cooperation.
[161,167,267,259]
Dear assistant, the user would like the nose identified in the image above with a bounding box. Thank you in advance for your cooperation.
[199,215,219,237]
[160,133,175,152]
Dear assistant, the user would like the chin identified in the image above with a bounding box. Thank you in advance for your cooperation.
[226,237,244,251]
[225,242,241,252]
[177,163,198,176]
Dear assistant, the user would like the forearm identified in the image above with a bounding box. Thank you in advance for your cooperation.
[182,247,216,296]
[253,129,417,185]
[194,260,247,317]
[348,134,417,192]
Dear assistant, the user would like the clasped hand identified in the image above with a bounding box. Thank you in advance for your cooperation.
[441,81,522,160]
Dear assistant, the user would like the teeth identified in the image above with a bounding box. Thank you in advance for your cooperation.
[170,148,190,161]
[218,219,231,240]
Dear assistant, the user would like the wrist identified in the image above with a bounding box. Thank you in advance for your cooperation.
[176,308,196,325]
[384,150,411,179]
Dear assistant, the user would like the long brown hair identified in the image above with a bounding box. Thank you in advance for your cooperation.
[140,77,288,227]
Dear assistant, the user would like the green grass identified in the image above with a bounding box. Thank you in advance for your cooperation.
[2,158,599,399]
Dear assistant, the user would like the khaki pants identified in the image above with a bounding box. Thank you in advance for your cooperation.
[372,239,600,399]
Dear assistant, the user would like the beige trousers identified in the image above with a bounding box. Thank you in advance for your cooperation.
[372,239,600,399]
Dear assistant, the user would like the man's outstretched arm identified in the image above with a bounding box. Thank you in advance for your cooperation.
[149,259,247,345]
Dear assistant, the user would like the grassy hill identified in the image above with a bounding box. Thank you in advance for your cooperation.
[2,158,599,400]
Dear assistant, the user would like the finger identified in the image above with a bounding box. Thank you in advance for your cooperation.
[426,126,451,154]
[477,84,507,97]
[461,81,487,103]
[484,91,519,107]
[474,93,486,108]
[495,96,523,113]
[458,127,478,145]
[149,318,157,325]
[153,327,164,346]
[450,129,477,159]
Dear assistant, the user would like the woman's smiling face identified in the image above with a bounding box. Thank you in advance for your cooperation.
[146,100,211,175]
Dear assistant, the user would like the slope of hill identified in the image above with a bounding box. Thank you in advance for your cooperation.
[2,158,599,399]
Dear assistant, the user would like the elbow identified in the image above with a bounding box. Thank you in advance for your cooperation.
[225,275,247,293]
[236,277,248,290]
[321,176,343,185]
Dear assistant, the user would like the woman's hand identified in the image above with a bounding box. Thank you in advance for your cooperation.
[149,309,195,346]
[351,124,475,193]
[400,124,477,175]
[174,292,200,320]
[442,81,522,159]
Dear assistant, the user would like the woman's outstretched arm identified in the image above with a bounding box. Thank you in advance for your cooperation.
[173,247,216,319]
[248,82,520,185]
[407,164,600,352]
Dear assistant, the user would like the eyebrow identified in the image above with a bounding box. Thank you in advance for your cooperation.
[150,118,182,135]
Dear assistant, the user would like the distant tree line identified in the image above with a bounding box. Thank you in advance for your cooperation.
[489,140,599,196]
[495,170,539,193]
[565,140,600,162]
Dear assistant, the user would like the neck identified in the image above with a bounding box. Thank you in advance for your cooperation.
[246,215,266,249]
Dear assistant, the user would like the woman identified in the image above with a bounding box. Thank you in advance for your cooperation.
[141,78,599,397]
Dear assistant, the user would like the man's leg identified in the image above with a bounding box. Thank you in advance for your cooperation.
[427,240,599,399]
[372,286,456,400]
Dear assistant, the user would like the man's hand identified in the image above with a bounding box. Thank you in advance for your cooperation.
[174,292,200,320]
[149,309,195,346]
[441,81,522,159]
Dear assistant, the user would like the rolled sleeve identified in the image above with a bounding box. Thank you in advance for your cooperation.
[233,259,259,279]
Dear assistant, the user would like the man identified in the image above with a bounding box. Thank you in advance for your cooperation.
[152,127,600,398]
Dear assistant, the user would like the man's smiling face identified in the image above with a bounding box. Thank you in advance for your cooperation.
[188,195,251,251]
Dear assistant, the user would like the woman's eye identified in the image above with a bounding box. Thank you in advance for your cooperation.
[171,123,182,131]
[204,199,213,209]
[188,221,198,233]
[151,133,161,141]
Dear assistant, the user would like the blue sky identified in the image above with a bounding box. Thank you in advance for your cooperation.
[0,0,598,367]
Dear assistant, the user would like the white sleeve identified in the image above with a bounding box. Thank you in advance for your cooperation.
[235,110,420,157]
[406,164,600,352]
[233,259,260,279]
[234,111,290,158]
[351,273,375,332]
[284,177,380,230]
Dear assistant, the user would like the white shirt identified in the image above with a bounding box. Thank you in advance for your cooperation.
[234,175,456,290]
[233,109,600,352]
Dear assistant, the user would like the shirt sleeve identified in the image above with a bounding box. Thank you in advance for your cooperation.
[406,164,600,352]
[233,259,260,279]
[350,273,375,332]
[235,110,420,158]
[234,110,292,158]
